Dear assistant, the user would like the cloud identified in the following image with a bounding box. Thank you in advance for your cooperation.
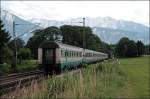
[1,1,149,26]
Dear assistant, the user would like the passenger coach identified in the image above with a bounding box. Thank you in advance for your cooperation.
[38,41,108,74]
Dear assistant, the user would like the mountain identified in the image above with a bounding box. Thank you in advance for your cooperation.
[1,10,149,44]
[92,27,149,44]
[31,17,149,44]
[1,10,41,43]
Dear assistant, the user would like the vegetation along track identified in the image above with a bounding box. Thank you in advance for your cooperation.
[0,70,44,95]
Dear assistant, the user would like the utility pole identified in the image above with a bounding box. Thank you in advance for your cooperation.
[12,22,40,71]
[82,17,85,63]
[64,17,86,61]
[12,20,17,71]
[3,9,41,72]
[83,17,85,49]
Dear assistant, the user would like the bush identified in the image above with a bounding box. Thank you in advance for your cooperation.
[18,48,31,60]
[0,63,11,75]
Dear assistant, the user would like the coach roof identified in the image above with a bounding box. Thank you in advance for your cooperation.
[39,41,83,49]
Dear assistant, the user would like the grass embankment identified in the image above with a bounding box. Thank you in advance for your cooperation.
[2,59,127,98]
[118,56,149,98]
[1,56,149,98]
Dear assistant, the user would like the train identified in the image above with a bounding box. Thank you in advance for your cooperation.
[38,41,108,74]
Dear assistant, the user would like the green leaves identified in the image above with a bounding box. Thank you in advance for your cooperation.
[0,20,11,64]
[115,37,145,57]
[0,20,11,48]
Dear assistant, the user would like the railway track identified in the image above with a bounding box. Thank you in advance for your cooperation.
[0,68,81,96]
[0,70,44,95]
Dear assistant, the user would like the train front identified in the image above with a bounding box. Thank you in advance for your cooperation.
[38,41,60,74]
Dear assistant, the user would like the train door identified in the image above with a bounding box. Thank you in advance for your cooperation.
[43,48,56,65]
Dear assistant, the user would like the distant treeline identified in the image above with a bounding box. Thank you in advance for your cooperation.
[114,37,148,57]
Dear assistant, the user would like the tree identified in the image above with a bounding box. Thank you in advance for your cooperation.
[18,48,31,60]
[27,25,112,59]
[27,26,61,58]
[136,40,145,56]
[0,20,11,63]
[115,37,139,57]
[60,25,85,47]
[60,25,104,52]
[8,38,25,52]
[101,42,113,58]
[126,40,137,57]
[145,45,150,55]
[115,37,130,57]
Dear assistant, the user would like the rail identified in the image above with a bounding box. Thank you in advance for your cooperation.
[0,70,44,95]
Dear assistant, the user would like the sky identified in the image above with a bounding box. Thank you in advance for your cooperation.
[1,1,149,26]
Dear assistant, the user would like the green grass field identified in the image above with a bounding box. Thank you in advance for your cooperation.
[1,56,149,98]
[118,56,149,98]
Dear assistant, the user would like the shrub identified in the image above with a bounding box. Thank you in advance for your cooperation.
[18,48,31,60]
[0,63,11,75]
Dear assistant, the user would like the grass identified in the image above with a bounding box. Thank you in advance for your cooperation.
[118,56,150,98]
[1,56,149,98]
[1,59,127,98]
[0,60,38,76]
[16,60,38,72]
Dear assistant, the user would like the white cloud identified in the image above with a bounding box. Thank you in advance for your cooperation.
[1,1,149,26]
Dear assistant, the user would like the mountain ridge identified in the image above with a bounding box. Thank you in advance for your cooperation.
[1,10,149,44]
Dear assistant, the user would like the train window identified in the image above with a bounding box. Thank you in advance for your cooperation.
[71,51,72,57]
[74,51,76,57]
[76,52,77,57]
[69,51,71,57]
[68,51,70,57]
[61,50,63,57]
[79,52,80,57]
[70,51,72,57]
[67,51,69,57]
[72,51,74,57]
[63,50,65,57]
[65,50,67,57]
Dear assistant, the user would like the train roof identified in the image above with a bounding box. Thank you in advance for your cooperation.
[84,49,107,55]
[39,41,83,50]
[39,41,107,55]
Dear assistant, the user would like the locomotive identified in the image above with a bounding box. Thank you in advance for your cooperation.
[38,41,108,74]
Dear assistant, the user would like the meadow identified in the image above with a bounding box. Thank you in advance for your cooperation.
[118,56,149,98]
[1,56,149,98]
